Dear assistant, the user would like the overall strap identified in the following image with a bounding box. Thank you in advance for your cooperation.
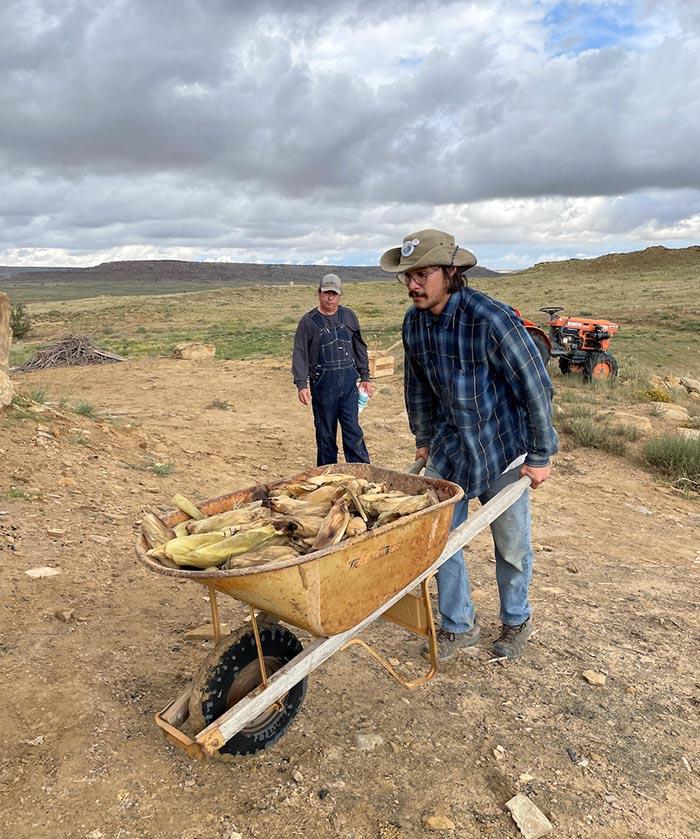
[310,309,327,329]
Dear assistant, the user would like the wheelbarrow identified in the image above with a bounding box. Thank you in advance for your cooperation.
[135,462,530,758]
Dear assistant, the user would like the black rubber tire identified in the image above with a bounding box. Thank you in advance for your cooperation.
[559,358,571,375]
[585,351,619,382]
[529,332,551,367]
[188,623,306,756]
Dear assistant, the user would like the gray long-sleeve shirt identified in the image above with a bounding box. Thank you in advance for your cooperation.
[292,306,370,389]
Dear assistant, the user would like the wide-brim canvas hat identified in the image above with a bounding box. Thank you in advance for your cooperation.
[380,229,477,273]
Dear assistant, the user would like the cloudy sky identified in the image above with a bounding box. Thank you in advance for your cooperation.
[1,0,698,270]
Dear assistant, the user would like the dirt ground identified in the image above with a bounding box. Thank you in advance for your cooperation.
[1,356,698,839]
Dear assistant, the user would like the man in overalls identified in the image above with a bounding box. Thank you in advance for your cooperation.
[292,273,372,466]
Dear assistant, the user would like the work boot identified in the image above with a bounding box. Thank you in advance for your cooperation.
[422,621,480,663]
[492,618,533,660]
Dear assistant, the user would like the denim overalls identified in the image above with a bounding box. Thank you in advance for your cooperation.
[309,308,370,466]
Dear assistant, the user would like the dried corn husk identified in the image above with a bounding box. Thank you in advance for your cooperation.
[276,481,317,497]
[173,521,191,538]
[359,491,432,517]
[222,543,300,570]
[141,511,175,548]
[311,499,351,550]
[345,516,367,537]
[283,514,326,538]
[306,473,356,486]
[186,503,266,534]
[269,496,332,517]
[302,484,344,504]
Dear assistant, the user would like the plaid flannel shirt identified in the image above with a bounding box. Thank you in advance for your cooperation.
[403,287,558,499]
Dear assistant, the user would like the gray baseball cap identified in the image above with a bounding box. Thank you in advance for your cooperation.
[320,273,342,293]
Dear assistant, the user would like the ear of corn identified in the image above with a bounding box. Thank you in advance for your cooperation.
[141,511,175,548]
[186,504,267,534]
[164,532,226,561]
[171,493,205,520]
[285,514,326,537]
[276,481,317,497]
[345,516,367,537]
[306,473,356,486]
[223,543,300,570]
[311,499,351,549]
[186,524,279,568]
[302,484,344,504]
[145,471,443,571]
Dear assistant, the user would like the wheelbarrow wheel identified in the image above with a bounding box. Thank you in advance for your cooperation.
[188,621,306,756]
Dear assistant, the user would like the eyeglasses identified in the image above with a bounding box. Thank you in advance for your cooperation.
[397,266,442,287]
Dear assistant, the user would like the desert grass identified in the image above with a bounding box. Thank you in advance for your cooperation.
[644,434,700,490]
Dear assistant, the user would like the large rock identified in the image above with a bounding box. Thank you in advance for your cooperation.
[681,377,700,395]
[0,292,11,375]
[608,410,652,434]
[171,341,216,361]
[652,403,691,423]
[0,293,14,408]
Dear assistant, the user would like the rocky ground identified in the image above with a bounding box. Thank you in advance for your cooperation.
[1,357,698,839]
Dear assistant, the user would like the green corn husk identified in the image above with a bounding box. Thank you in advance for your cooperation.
[171,493,205,520]
[164,532,226,561]
[186,524,279,568]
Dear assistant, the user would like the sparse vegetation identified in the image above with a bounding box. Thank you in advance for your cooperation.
[151,462,174,477]
[9,302,31,339]
[30,385,48,403]
[73,401,97,417]
[644,434,700,491]
[207,399,231,411]
[636,386,673,403]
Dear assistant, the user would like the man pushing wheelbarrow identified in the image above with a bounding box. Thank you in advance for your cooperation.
[380,228,558,661]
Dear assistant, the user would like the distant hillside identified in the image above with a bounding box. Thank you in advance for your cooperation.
[0,259,499,285]
[516,245,700,278]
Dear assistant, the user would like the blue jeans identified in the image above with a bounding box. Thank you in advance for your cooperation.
[311,366,370,466]
[425,462,533,631]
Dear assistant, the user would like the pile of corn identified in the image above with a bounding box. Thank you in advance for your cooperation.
[141,472,439,572]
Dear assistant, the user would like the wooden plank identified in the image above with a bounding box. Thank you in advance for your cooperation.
[202,475,531,750]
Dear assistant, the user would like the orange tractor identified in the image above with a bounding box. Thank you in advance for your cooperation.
[516,307,620,382]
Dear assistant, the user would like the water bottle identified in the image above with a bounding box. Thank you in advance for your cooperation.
[357,389,369,413]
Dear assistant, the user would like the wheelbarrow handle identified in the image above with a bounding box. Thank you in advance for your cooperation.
[406,456,427,475]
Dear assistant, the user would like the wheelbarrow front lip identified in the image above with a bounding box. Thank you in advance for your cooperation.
[134,462,463,580]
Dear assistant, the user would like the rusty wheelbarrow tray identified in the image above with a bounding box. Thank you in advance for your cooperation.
[135,462,530,759]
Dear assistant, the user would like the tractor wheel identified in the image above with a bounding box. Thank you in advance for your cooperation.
[586,352,619,382]
[529,332,551,367]
[558,358,586,376]
[188,622,306,756]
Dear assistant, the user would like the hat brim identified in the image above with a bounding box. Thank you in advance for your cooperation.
[380,243,477,273]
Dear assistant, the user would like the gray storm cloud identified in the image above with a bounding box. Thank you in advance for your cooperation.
[0,0,698,263]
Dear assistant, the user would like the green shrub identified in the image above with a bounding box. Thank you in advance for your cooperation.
[10,303,32,339]
[151,462,174,477]
[644,434,700,490]
[73,401,96,417]
[636,386,672,403]
[614,423,642,442]
[562,416,627,456]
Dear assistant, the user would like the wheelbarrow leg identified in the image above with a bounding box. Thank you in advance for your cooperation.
[342,577,441,688]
